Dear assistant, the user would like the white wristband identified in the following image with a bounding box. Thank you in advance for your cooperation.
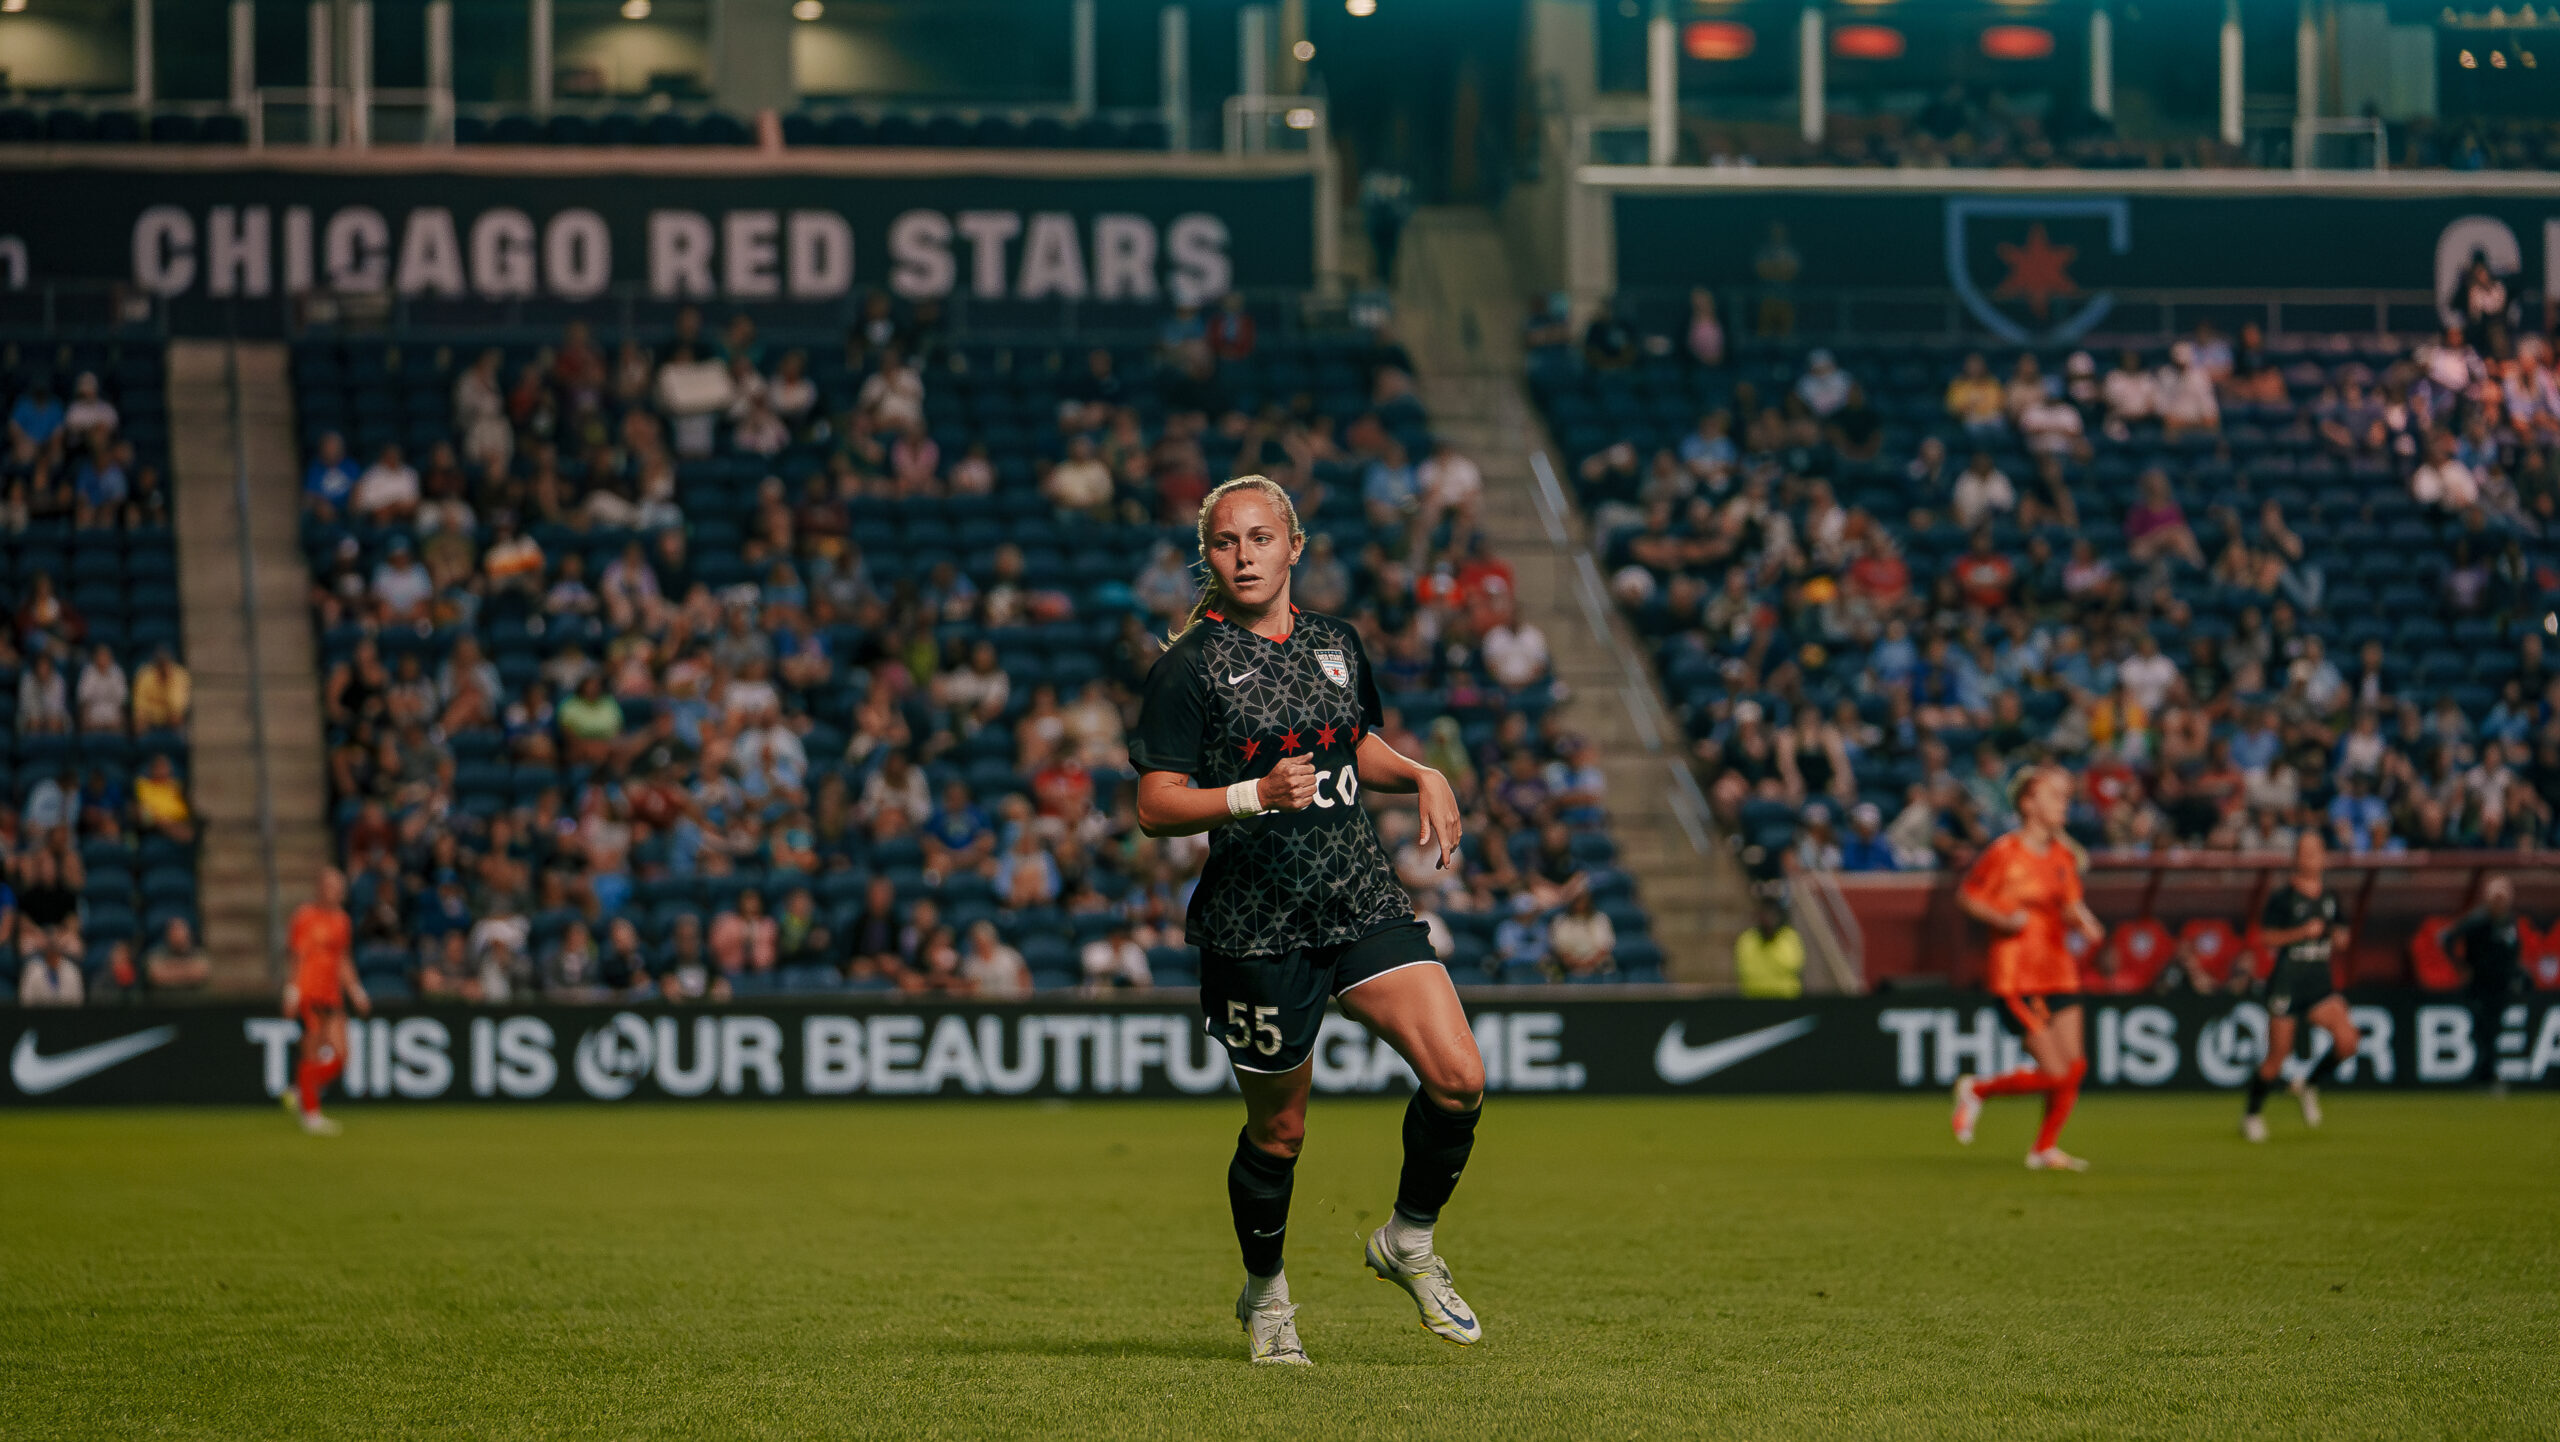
[1226,778,1267,818]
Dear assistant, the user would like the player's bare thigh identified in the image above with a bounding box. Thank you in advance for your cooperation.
[1337,963,1484,1109]
[2024,1004,2085,1075]
[2306,993,2359,1056]
[2258,1014,2298,1078]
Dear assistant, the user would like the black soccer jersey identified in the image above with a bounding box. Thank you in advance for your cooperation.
[1129,607,1413,957]
[2260,884,2339,969]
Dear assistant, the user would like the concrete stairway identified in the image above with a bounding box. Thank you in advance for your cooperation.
[1391,207,1748,985]
[168,341,330,996]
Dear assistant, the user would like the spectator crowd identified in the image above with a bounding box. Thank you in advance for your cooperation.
[292,292,1650,1007]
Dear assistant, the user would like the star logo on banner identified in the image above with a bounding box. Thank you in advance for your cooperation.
[1279,729,1301,753]
[1315,723,1338,748]
[1993,223,2079,320]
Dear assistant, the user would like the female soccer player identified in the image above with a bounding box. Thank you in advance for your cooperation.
[2243,832,2357,1142]
[281,867,370,1136]
[1949,764,2106,1171]
[1131,476,1485,1367]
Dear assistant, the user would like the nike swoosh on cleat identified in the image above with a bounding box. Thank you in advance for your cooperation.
[1652,1016,1818,1085]
[1250,1226,1285,1237]
[1227,670,1259,685]
[11,1026,179,1096]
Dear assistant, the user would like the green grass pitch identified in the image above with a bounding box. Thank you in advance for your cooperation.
[3,1093,2553,1439]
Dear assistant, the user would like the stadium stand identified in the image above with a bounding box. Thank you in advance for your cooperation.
[0,339,198,1004]
[1529,305,2560,911]
[299,297,1657,1003]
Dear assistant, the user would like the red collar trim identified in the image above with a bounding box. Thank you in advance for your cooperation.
[1206,604,1297,645]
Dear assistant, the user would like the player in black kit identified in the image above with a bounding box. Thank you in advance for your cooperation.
[1130,476,1485,1366]
[2243,833,2359,1142]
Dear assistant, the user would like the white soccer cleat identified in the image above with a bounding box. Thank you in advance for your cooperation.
[2290,1080,2323,1129]
[1235,1289,1311,1366]
[1951,1074,1982,1145]
[300,1112,343,1137]
[1365,1227,1483,1346]
[2025,1146,2089,1172]
[2241,1113,2268,1144]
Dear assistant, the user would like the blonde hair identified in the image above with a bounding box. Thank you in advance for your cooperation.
[1168,474,1306,643]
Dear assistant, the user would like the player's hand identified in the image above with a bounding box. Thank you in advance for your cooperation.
[352,990,374,1019]
[280,984,299,1020]
[1256,754,1321,811]
[1417,769,1464,871]
[2002,909,2032,935]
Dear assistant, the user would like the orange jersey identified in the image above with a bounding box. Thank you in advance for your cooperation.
[289,903,352,1006]
[1961,831,2084,995]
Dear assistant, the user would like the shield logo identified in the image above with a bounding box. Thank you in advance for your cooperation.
[1944,197,2130,344]
[1315,648,1350,688]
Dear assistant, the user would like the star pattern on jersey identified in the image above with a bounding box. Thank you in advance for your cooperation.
[1183,615,1407,957]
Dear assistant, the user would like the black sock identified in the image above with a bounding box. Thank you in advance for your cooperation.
[1394,1091,1482,1225]
[2307,1049,2342,1087]
[2244,1070,2273,1117]
[1228,1130,1297,1278]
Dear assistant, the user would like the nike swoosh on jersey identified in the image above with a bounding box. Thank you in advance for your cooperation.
[11,1026,179,1096]
[1228,669,1259,685]
[1652,1016,1817,1085]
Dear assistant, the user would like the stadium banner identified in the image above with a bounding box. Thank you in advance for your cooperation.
[0,166,1312,313]
[5,992,2555,1106]
[1608,188,2560,340]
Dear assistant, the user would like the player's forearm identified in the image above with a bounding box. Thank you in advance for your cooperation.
[1135,773,1243,837]
[1353,733,1429,794]
[1955,892,2010,928]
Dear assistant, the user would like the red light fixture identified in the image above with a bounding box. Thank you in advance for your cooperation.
[1981,24,2055,60]
[1831,23,1906,60]
[1683,20,1755,61]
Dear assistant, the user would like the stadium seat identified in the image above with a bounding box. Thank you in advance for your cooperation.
[2409,916,2463,992]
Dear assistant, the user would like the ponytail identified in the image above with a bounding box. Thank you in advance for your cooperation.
[1166,473,1306,644]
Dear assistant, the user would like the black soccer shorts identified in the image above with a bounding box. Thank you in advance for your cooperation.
[2264,962,2337,1019]
[1198,920,1441,1074]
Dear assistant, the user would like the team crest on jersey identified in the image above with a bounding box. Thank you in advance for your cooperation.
[1315,648,1350,688]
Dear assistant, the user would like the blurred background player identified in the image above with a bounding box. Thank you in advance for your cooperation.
[281,868,370,1136]
[2244,833,2357,1143]
[1950,765,2106,1171]
[2439,875,2525,1096]
[1131,477,1483,1367]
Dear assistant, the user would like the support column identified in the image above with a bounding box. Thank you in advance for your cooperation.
[2220,0,2244,147]
[2089,3,2113,121]
[529,0,554,113]
[1278,0,1305,93]
[346,0,372,148]
[1162,5,1190,151]
[1646,0,1674,166]
[133,0,154,109]
[2297,0,2322,120]
[228,0,254,111]
[426,0,453,145]
[1072,0,1097,116]
[1798,4,1824,146]
[1239,5,1270,152]
[308,1,334,147]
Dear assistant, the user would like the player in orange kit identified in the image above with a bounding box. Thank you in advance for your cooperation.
[1949,764,2106,1171]
[281,867,369,1136]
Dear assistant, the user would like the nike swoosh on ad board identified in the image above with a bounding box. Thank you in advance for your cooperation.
[1652,1016,1818,1085]
[11,1026,180,1096]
